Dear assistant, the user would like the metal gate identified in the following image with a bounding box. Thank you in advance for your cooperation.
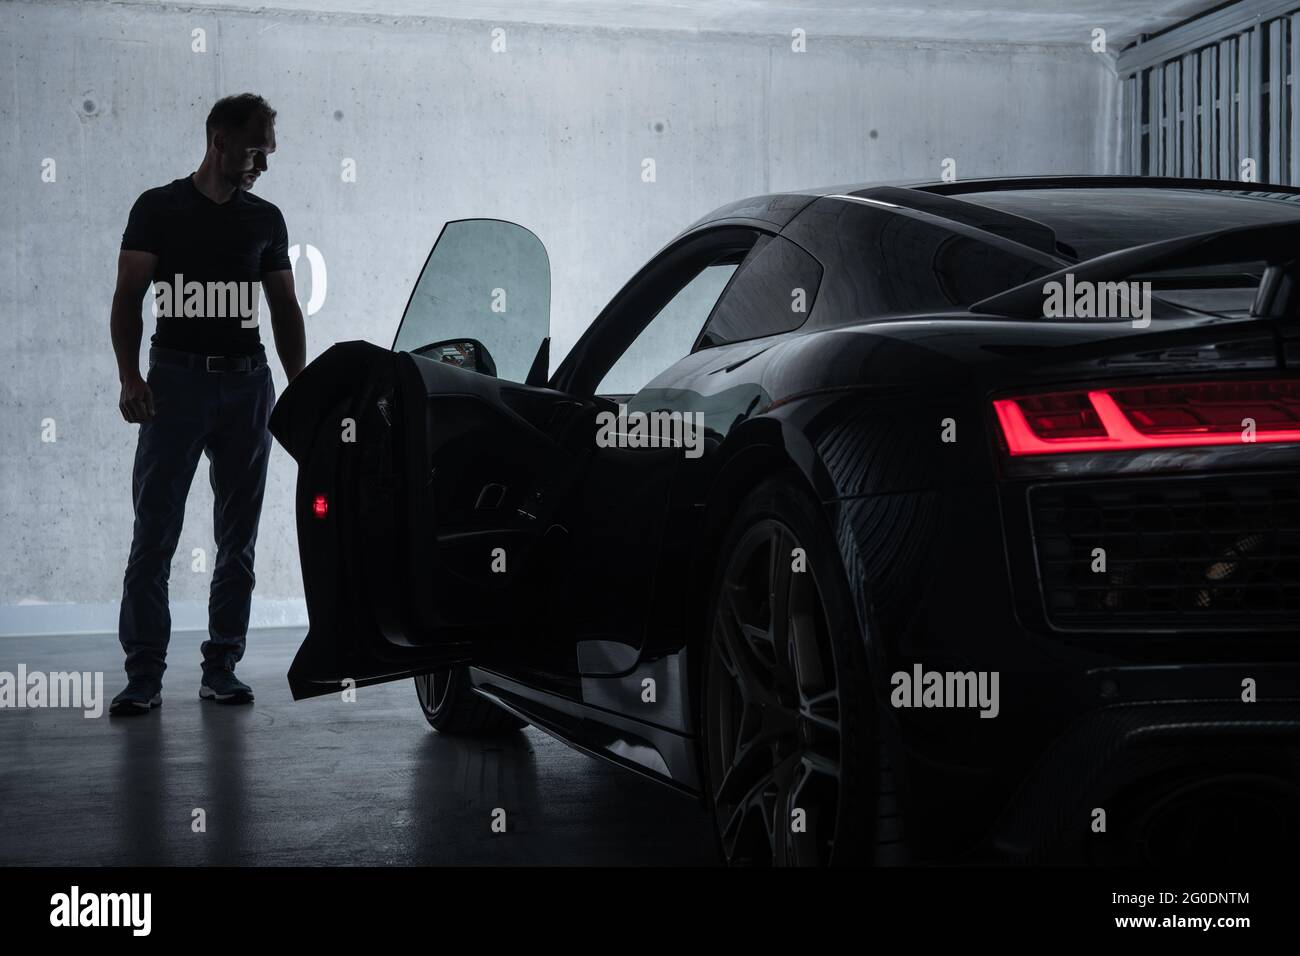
[1119,0,1300,184]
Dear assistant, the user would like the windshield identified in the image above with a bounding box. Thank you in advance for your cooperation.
[392,219,550,382]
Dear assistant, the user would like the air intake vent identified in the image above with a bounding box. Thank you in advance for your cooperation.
[1030,475,1300,629]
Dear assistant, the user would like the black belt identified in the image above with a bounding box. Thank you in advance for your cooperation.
[150,347,268,373]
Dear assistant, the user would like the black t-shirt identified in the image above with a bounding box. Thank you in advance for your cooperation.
[121,174,292,356]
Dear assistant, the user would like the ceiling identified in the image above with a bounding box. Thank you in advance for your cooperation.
[115,0,1229,48]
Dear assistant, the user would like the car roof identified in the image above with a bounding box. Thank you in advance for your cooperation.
[686,176,1300,259]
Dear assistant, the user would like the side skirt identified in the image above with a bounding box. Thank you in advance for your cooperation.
[468,667,702,796]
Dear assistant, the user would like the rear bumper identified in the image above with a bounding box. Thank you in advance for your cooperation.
[825,476,1300,862]
[987,696,1300,864]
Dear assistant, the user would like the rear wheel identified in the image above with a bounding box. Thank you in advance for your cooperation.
[701,475,892,866]
[415,666,527,735]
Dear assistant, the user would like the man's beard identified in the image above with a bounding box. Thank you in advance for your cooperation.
[226,167,256,190]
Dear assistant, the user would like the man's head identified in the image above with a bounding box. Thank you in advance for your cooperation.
[204,93,277,191]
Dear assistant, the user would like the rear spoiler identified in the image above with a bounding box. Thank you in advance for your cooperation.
[970,219,1300,320]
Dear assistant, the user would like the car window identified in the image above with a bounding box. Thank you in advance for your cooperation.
[393,219,550,383]
[868,209,1051,312]
[695,236,823,350]
[798,201,1053,317]
[596,260,740,396]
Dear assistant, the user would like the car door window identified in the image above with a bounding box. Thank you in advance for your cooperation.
[596,259,740,396]
[392,219,550,383]
[694,236,823,350]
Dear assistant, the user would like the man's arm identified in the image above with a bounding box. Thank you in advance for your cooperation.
[263,269,306,381]
[111,250,159,423]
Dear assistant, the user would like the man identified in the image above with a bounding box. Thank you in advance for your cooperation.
[108,93,306,716]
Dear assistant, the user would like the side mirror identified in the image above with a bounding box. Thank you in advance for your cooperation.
[412,338,498,377]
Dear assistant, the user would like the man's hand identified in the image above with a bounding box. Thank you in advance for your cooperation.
[110,248,159,421]
[119,372,155,423]
[263,269,307,381]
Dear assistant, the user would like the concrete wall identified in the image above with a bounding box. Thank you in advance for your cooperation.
[0,0,1119,634]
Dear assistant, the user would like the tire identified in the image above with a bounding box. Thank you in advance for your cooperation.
[699,473,895,866]
[415,666,527,735]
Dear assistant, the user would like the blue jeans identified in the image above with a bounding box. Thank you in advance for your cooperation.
[118,352,275,682]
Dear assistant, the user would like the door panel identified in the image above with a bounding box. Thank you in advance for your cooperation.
[270,341,475,700]
[395,350,598,641]
[271,218,556,700]
[273,342,599,699]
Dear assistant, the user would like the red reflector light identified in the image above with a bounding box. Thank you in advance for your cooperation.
[312,494,329,519]
[994,380,1300,456]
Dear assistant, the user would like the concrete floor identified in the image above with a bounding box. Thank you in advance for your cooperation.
[0,629,718,865]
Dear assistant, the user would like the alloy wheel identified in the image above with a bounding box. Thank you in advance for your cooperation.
[705,518,842,866]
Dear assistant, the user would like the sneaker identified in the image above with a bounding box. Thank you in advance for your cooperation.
[199,669,254,704]
[109,679,162,716]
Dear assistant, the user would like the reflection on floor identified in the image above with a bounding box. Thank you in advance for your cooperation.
[0,628,717,865]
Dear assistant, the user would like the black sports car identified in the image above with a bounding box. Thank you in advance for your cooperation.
[268,176,1300,866]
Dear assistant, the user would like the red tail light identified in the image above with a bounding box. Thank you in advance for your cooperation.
[993,379,1300,456]
[312,494,329,519]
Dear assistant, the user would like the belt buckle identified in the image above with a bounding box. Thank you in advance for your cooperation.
[205,355,226,372]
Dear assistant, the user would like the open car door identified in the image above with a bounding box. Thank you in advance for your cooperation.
[271,219,586,700]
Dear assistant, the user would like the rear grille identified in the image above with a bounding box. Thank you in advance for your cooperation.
[1030,475,1300,629]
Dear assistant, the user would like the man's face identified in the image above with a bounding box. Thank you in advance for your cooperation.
[216,116,276,191]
